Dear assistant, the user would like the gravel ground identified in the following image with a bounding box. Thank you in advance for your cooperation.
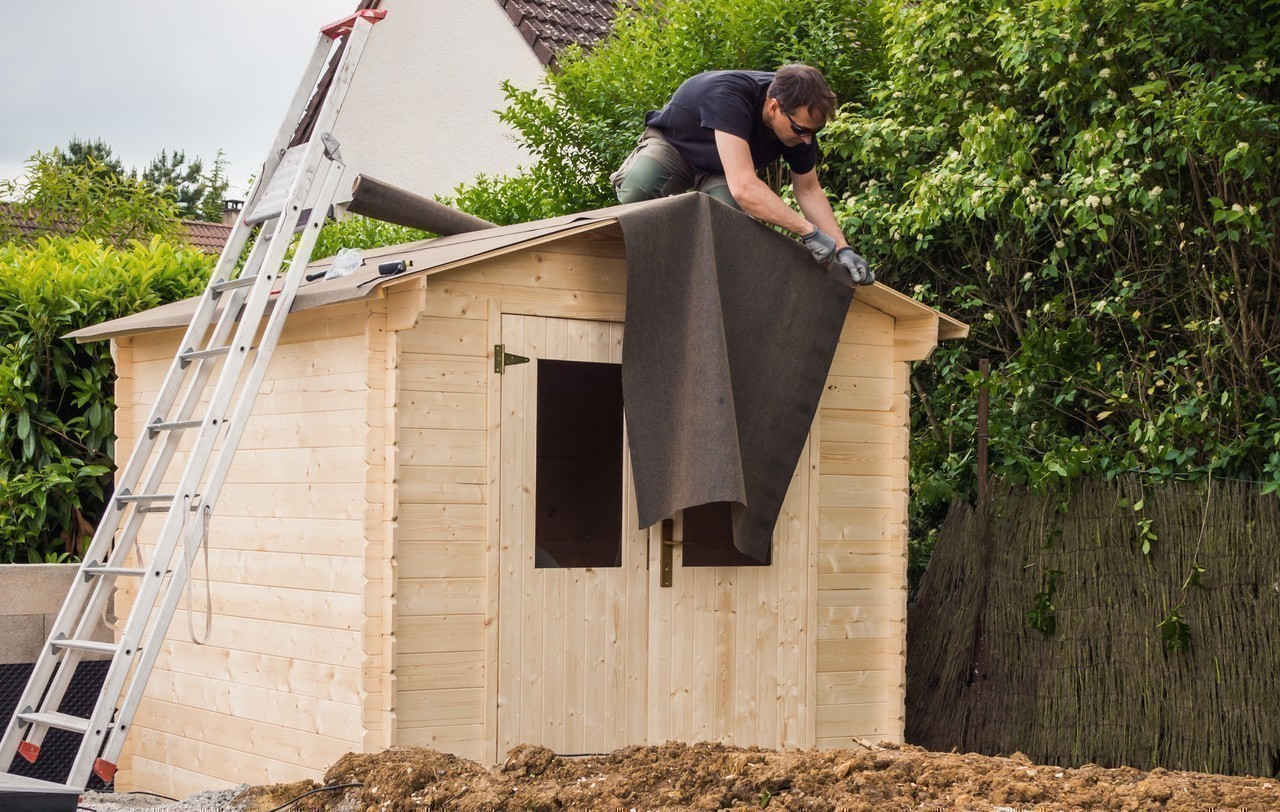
[79,787,247,812]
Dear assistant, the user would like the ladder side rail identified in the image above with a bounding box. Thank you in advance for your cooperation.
[0,235,280,770]
[236,33,342,227]
[93,226,285,574]
[69,220,279,570]
[60,204,304,787]
[7,231,286,757]
[147,16,380,534]
[78,21,378,777]
[93,161,347,777]
[189,163,346,519]
[62,126,342,787]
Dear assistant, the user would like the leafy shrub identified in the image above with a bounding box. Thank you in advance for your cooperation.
[0,152,185,247]
[449,0,887,223]
[814,0,1279,569]
[0,237,211,562]
[311,214,432,260]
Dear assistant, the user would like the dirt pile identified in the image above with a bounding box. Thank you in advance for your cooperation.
[234,741,1280,812]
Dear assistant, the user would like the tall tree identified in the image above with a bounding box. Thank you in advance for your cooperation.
[56,137,125,176]
[142,149,206,219]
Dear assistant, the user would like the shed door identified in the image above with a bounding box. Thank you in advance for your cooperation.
[497,314,648,755]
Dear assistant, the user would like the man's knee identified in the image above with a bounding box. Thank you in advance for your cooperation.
[613,155,684,203]
[699,178,742,211]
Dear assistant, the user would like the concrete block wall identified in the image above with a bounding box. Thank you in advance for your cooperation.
[0,564,113,664]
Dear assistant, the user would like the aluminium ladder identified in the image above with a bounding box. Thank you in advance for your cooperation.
[0,9,386,796]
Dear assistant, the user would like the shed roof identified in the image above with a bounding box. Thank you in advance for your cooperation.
[67,196,967,343]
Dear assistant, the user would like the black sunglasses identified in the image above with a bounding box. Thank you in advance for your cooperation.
[782,108,821,137]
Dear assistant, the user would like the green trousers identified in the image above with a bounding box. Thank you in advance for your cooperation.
[610,128,742,209]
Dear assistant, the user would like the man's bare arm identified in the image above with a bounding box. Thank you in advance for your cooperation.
[714,130,814,235]
[792,168,847,249]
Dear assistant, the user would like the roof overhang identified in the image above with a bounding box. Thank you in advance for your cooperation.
[67,197,967,346]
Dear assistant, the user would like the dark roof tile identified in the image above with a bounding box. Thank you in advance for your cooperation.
[0,203,232,254]
[495,0,621,66]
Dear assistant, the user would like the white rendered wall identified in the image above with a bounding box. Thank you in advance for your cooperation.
[330,0,545,202]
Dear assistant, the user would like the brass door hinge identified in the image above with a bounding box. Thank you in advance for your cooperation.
[494,344,530,374]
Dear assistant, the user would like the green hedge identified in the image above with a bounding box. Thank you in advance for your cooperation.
[0,236,211,562]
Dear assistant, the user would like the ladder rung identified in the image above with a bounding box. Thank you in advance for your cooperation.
[116,492,175,504]
[180,345,234,366]
[210,276,257,295]
[136,497,201,514]
[18,711,90,735]
[82,564,147,581]
[50,638,119,656]
[148,418,204,436]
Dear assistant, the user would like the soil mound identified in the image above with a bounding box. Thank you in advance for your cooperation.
[234,741,1280,811]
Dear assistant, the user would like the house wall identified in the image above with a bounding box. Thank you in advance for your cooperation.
[814,299,912,747]
[329,0,546,202]
[111,300,390,798]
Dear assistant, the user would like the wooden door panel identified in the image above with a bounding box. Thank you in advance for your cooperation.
[497,315,647,754]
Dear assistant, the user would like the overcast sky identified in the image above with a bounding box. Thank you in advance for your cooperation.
[3,0,359,197]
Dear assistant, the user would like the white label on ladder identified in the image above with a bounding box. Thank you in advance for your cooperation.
[247,143,309,225]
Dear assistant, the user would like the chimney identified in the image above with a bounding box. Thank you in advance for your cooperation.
[222,199,244,227]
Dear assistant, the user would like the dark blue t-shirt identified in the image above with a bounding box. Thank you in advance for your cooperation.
[644,70,819,176]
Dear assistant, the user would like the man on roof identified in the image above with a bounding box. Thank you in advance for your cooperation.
[610,64,873,285]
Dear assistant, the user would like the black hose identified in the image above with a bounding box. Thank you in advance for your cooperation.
[264,782,364,812]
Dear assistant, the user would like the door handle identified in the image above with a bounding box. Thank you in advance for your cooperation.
[660,519,678,587]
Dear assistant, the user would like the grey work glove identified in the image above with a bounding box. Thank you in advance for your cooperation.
[800,227,838,265]
[837,247,875,286]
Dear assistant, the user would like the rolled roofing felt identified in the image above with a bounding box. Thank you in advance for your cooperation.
[347,174,496,236]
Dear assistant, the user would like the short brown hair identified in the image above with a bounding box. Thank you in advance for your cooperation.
[768,64,838,122]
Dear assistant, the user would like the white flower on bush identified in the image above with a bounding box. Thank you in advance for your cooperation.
[1085,195,1101,208]
[1099,68,1111,78]
[1149,186,1163,198]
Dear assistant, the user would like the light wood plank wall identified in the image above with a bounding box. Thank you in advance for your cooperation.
[647,443,816,751]
[814,299,910,749]
[110,301,383,797]
[107,224,917,791]
[392,231,627,765]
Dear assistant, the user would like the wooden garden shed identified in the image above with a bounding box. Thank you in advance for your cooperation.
[70,193,965,797]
